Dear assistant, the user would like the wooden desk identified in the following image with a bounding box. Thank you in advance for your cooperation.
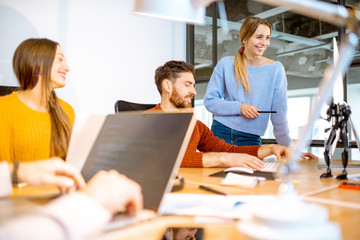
[100,159,360,240]
[4,159,360,240]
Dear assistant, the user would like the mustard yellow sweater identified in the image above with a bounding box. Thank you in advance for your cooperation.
[0,91,75,162]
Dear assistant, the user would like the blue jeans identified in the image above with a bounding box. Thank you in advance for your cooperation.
[211,119,261,146]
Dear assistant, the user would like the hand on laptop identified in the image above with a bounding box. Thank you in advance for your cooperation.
[203,152,264,170]
[16,157,86,192]
[81,170,143,216]
[258,144,290,161]
[300,152,318,160]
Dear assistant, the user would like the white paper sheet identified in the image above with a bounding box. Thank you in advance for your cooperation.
[159,193,276,220]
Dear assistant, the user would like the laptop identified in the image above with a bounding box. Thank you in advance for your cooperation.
[66,111,196,230]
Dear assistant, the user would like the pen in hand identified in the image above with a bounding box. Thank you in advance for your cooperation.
[199,185,227,195]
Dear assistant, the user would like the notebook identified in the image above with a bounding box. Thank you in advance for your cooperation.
[66,111,196,230]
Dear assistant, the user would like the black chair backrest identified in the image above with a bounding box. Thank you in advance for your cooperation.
[0,86,20,97]
[114,100,156,113]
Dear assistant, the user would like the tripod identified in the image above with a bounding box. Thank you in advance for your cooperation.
[321,100,351,179]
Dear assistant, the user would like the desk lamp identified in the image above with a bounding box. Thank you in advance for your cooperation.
[237,1,359,239]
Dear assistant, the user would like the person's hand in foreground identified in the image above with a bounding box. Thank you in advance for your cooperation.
[81,170,143,216]
[17,157,86,192]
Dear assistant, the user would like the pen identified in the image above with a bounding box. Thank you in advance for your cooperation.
[258,111,277,113]
[199,185,227,195]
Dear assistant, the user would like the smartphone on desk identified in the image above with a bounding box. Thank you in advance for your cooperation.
[160,227,204,240]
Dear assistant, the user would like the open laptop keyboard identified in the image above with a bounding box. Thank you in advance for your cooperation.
[261,162,280,172]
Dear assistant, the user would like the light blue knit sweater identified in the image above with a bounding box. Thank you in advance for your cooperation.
[204,56,291,146]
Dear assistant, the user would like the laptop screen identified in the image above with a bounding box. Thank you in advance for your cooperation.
[80,112,195,210]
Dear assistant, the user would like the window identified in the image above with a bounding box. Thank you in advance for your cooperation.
[189,0,360,159]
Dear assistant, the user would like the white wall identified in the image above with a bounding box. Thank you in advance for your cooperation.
[0,0,186,114]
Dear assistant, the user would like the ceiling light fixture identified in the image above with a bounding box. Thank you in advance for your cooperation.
[133,0,229,33]
[133,0,206,25]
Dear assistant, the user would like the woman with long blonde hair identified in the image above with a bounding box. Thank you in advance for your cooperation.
[204,16,292,147]
[0,38,74,162]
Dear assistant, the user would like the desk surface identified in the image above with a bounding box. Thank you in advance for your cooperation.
[6,159,360,240]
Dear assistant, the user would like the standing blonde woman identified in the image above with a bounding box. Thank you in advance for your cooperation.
[204,16,292,147]
[0,38,74,162]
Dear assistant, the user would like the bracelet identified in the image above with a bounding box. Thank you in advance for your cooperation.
[12,160,20,187]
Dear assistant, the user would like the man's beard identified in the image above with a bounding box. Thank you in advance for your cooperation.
[170,87,193,108]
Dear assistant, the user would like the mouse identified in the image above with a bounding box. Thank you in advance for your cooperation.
[223,167,254,174]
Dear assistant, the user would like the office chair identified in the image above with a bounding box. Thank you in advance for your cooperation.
[114,100,156,113]
[0,86,20,97]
